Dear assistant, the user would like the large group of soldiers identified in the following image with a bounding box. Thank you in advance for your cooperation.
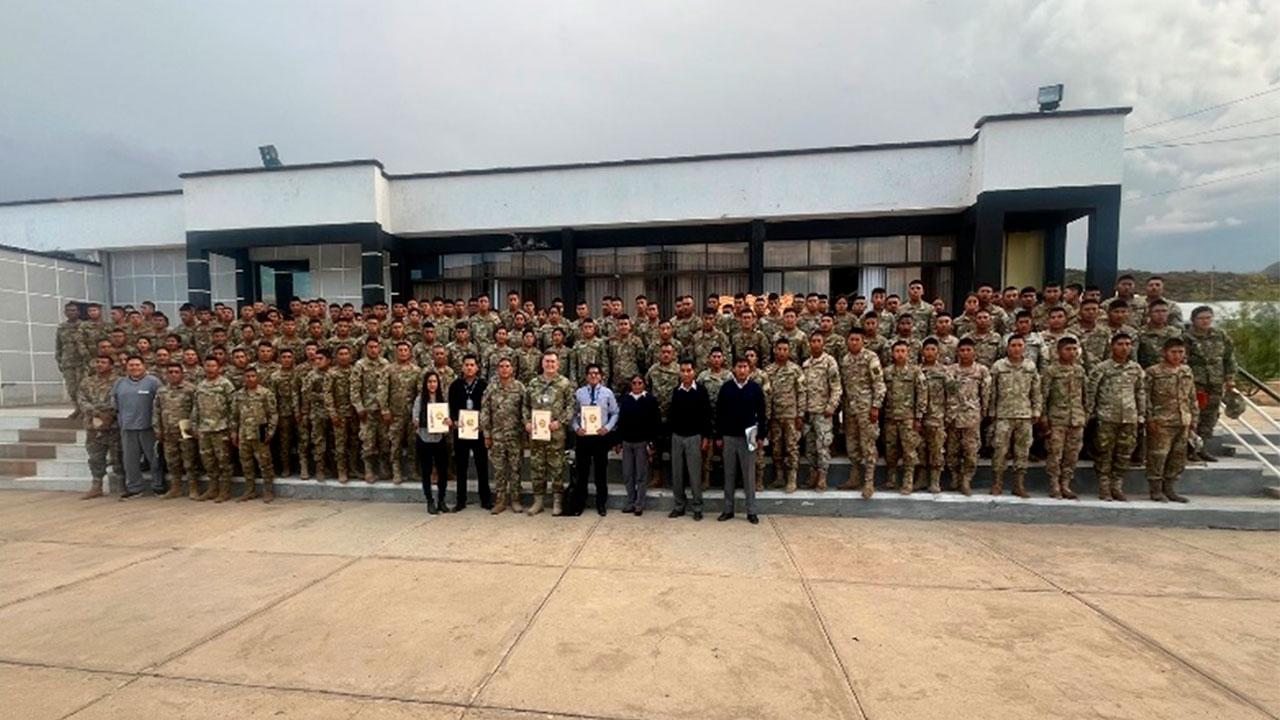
[54,270,1235,509]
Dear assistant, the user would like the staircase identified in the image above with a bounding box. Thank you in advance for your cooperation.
[2,405,1276,530]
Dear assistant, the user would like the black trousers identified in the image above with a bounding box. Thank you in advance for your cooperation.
[454,437,491,508]
[416,437,450,505]
[572,434,610,515]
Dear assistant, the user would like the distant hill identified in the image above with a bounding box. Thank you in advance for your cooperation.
[1064,268,1279,301]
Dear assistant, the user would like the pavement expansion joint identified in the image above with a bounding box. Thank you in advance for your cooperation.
[1144,527,1280,577]
[0,546,175,611]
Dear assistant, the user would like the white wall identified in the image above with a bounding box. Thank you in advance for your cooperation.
[182,164,381,232]
[105,247,187,322]
[973,114,1126,195]
[0,193,184,253]
[0,247,106,406]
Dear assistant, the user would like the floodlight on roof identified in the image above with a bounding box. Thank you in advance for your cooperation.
[1038,84,1063,112]
[259,145,282,168]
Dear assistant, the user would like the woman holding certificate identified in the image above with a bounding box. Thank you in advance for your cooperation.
[412,371,449,514]
[447,355,490,512]
[569,363,619,516]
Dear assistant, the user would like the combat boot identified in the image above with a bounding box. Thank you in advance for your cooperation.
[784,468,797,494]
[392,464,403,485]
[815,470,827,493]
[1047,476,1061,499]
[551,492,563,516]
[263,479,275,503]
[81,477,104,500]
[959,474,973,497]
[927,470,941,494]
[1148,479,1168,502]
[364,466,376,484]
[238,479,258,502]
[837,475,859,491]
[1060,477,1077,500]
[1012,472,1029,499]
[526,494,544,516]
[1098,483,1113,501]
[490,495,507,515]
[769,470,787,490]
[989,473,1004,496]
[510,494,524,513]
[1162,479,1188,503]
[188,477,202,500]
[162,477,183,499]
[196,478,218,501]
[299,457,309,480]
[861,472,875,499]
[1111,479,1128,502]
[648,469,664,490]
[899,470,914,495]
[214,479,231,503]
[337,469,348,484]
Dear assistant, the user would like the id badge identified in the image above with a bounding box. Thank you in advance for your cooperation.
[466,398,474,410]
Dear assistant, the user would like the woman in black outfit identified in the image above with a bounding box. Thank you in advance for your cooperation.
[412,371,450,514]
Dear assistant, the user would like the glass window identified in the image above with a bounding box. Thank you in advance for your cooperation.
[578,248,614,275]
[522,250,560,276]
[615,247,652,274]
[489,251,520,277]
[907,235,923,262]
[808,240,833,267]
[707,242,748,271]
[921,235,956,263]
[827,238,858,266]
[764,240,808,268]
[666,244,705,272]
[860,237,907,264]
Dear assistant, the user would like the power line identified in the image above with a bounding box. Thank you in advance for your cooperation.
[1126,86,1280,134]
[1141,113,1280,143]
[1126,165,1279,202]
[1125,131,1280,151]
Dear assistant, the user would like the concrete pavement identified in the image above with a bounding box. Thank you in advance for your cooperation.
[0,490,1276,719]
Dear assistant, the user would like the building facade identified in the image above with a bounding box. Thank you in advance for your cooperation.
[0,107,1128,323]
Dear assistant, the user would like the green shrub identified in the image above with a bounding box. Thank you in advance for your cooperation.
[1222,281,1280,381]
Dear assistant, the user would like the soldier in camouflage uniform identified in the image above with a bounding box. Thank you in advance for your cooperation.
[482,357,527,514]
[859,313,888,364]
[77,355,123,499]
[764,339,804,492]
[154,364,198,499]
[608,317,647,396]
[300,350,332,479]
[524,352,577,515]
[191,357,237,503]
[730,310,769,366]
[945,339,989,495]
[691,309,730,372]
[962,310,1002,369]
[546,327,574,379]
[412,323,443,369]
[446,323,481,378]
[1037,307,1076,374]
[901,280,936,340]
[837,329,886,496]
[1145,337,1196,502]
[928,313,959,365]
[1137,300,1181,369]
[772,308,809,363]
[485,326,519,381]
[988,336,1041,497]
[883,315,922,368]
[696,347,732,491]
[76,303,108,367]
[351,338,391,482]
[882,341,923,494]
[515,329,543,384]
[645,342,681,489]
[325,346,359,483]
[1040,337,1087,499]
[645,321,683,369]
[468,294,500,350]
[570,319,609,386]
[1069,299,1111,372]
[1183,306,1235,460]
[268,349,302,478]
[801,334,842,491]
[916,340,949,493]
[56,302,83,416]
[231,367,278,501]
[1086,333,1146,501]
[386,342,422,484]
[744,347,772,491]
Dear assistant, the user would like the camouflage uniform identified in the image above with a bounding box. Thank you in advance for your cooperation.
[232,384,278,494]
[77,319,107,361]
[570,337,609,386]
[446,340,481,378]
[412,340,444,370]
[351,355,391,477]
[1183,327,1235,442]
[608,335,646,395]
[749,365,773,487]
[882,363,924,492]
[547,343,573,379]
[524,373,576,498]
[1040,361,1087,498]
[690,327,729,372]
[1144,362,1197,501]
[929,334,959,365]
[468,312,500,349]
[515,346,543,384]
[1137,325,1181,369]
[839,349,885,492]
[192,375,237,500]
[1086,358,1146,500]
[386,362,423,482]
[324,364,359,479]
[672,315,700,349]
[962,331,1001,369]
[801,352,842,487]
[77,372,122,488]
[917,362,949,491]
[1070,323,1112,372]
[268,366,301,476]
[952,313,979,339]
[485,344,520,382]
[1037,330,1077,373]
[729,328,769,366]
[880,337,922,368]
[900,300,935,340]
[153,380,198,497]
[764,360,803,490]
[644,337,683,370]
[481,377,527,506]
[538,321,570,350]
[988,358,1041,495]
[646,361,681,424]
[945,363,990,493]
[696,366,732,489]
[56,319,83,403]
[300,368,332,477]
[773,327,809,363]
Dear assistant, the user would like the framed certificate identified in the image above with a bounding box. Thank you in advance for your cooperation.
[531,409,552,441]
[426,402,450,434]
[581,405,602,434]
[458,409,480,440]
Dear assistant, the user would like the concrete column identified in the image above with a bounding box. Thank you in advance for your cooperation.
[560,228,576,303]
[185,241,212,307]
[1043,222,1068,285]
[749,220,765,293]
[1086,186,1121,292]
[973,201,1005,289]
[361,232,386,306]
[230,248,252,307]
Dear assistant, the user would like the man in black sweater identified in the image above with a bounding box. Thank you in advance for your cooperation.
[716,357,768,523]
[668,359,711,520]
[448,354,490,511]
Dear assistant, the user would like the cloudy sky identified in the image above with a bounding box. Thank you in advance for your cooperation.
[2,0,1277,271]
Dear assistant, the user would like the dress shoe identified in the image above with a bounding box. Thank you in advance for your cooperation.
[668,508,685,519]
[693,511,703,521]
[717,511,734,522]
[747,514,759,524]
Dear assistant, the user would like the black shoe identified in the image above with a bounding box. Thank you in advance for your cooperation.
[118,490,141,501]
[747,514,759,525]
[1197,450,1218,463]
[426,499,439,515]
[622,506,635,514]
[668,508,685,519]
[693,511,703,521]
[452,505,465,513]
[481,501,494,510]
[597,507,606,516]
[717,511,734,522]
[152,487,166,497]
[634,508,643,516]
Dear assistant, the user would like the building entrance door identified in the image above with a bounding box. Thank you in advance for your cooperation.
[829,266,861,300]
[257,261,311,306]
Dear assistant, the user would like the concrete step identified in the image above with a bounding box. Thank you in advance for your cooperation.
[19,428,82,444]
[4,477,1275,530]
[38,416,83,431]
[0,459,40,476]
[0,444,59,459]
[0,417,40,431]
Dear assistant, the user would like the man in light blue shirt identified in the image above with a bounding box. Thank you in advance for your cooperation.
[110,356,163,499]
[571,363,619,516]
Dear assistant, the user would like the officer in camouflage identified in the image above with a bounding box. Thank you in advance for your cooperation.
[482,357,527,514]
[916,339,949,493]
[300,350,332,480]
[77,355,123,499]
[351,338,391,482]
[325,346,359,483]
[1086,333,1146,501]
[1183,305,1235,461]
[801,333,841,491]
[763,338,803,492]
[881,341,923,495]
[608,316,646,396]
[269,348,302,478]
[231,367,278,502]
[837,329,886,496]
[988,335,1041,498]
[191,357,237,503]
[524,352,576,515]
[386,341,423,484]
[1145,337,1196,503]
[945,338,989,495]
[153,363,198,499]
[1039,337,1087,499]
[56,302,83,418]
[645,342,681,489]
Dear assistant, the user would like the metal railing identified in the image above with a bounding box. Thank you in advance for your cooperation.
[1220,368,1280,479]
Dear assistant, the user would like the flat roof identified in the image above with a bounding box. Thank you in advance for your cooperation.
[0,188,182,209]
[973,106,1132,129]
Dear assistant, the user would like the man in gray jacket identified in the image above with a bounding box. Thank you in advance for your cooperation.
[111,356,163,499]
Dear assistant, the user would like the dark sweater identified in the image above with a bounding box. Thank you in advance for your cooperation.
[716,378,768,439]
[668,382,712,437]
[447,376,487,423]
[617,392,661,444]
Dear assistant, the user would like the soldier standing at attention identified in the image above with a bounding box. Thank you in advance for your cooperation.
[325,346,359,483]
[1069,298,1111,372]
[570,319,608,386]
[523,352,576,516]
[269,348,302,478]
[988,335,1041,498]
[860,312,888,363]
[1145,338,1196,502]
[1040,337,1087,499]
[1086,334,1146,501]
[57,302,83,417]
[644,342,681,489]
[1183,306,1235,461]
[1137,300,1181,369]
[300,350,332,480]
[773,308,809,363]
[352,338,391,483]
[916,339,949,493]
[191,356,237,503]
[838,329,886,496]
[481,358,526,514]
[231,367,277,502]
[730,309,769,368]
[691,308,729,372]
[77,355,123,499]
[901,280,936,340]
[882,341,924,495]
[516,329,543,384]
[154,363,198,499]
[744,347,773,492]
[485,326,519,381]
[962,309,1001,369]
[945,339,989,495]
[764,339,804,492]
[928,313,959,365]
[547,327,573,379]
[696,347,732,492]
[386,342,422,484]
[801,333,842,492]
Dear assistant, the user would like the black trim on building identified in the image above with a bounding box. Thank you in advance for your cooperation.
[179,159,385,179]
[973,106,1132,129]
